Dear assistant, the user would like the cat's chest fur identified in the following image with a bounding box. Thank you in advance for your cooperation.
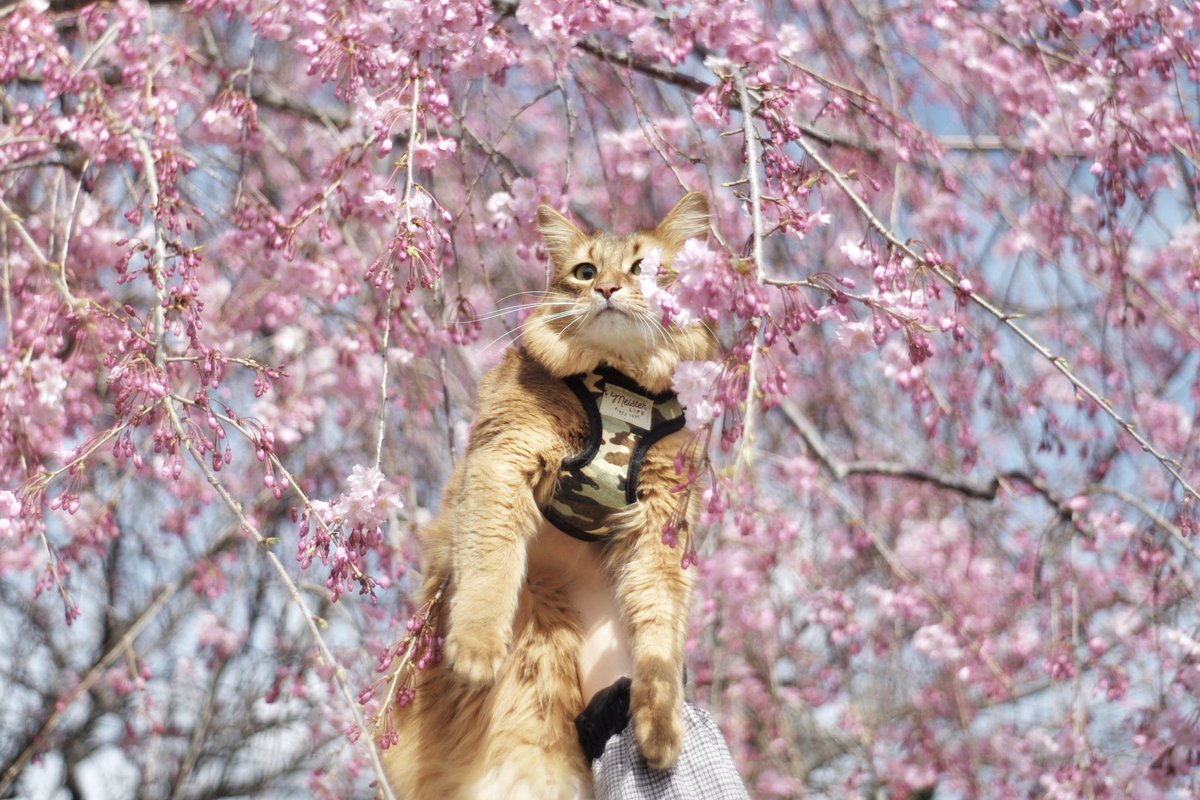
[480,349,641,700]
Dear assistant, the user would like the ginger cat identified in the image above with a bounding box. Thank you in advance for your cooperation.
[382,193,716,799]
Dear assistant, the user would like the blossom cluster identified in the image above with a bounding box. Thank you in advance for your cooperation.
[297,466,402,603]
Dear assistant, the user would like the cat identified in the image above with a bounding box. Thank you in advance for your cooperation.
[382,193,717,800]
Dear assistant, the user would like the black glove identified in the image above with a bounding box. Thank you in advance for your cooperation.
[574,676,632,761]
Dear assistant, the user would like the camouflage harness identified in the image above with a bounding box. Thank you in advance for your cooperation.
[543,366,686,542]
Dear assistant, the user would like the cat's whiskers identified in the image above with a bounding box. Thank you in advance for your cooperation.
[690,316,720,352]
[632,311,657,351]
[636,309,685,366]
[493,289,562,304]
[480,307,583,353]
[555,307,593,341]
[529,307,585,329]
[463,301,574,325]
[481,290,575,318]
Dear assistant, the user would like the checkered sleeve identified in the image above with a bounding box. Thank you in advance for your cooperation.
[592,702,751,799]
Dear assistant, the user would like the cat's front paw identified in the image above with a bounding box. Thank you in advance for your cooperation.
[631,658,684,770]
[444,626,509,686]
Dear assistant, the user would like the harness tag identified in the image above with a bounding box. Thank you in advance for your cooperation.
[599,384,653,429]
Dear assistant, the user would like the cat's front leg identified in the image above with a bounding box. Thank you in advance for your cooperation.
[444,451,544,686]
[630,650,686,771]
[610,515,695,770]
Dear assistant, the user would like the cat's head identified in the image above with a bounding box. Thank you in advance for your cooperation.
[523,192,717,394]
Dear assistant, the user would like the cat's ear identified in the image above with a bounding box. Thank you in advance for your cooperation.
[536,205,587,264]
[655,192,710,247]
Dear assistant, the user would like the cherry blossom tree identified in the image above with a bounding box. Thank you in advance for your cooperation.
[3,0,1199,797]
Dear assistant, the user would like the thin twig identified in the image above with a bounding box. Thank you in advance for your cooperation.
[377,579,447,726]
[172,395,376,590]
[779,399,1094,524]
[732,67,766,488]
[0,193,80,311]
[126,129,169,372]
[1090,485,1200,562]
[780,399,1003,499]
[375,76,421,471]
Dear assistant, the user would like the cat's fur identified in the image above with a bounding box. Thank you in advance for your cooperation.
[382,193,716,799]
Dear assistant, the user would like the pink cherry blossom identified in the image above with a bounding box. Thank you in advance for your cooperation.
[672,360,724,429]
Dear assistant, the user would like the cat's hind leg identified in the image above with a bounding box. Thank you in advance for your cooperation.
[471,745,594,800]
[470,578,593,799]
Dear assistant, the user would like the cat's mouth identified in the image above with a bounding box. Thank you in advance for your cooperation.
[594,304,630,319]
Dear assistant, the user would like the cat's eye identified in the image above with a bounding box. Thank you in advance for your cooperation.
[630,259,643,276]
[573,263,597,281]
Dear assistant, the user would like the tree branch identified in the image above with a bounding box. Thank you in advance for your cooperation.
[374,76,421,470]
[731,66,767,489]
[780,399,1005,501]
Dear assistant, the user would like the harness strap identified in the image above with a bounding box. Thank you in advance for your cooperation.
[543,367,686,542]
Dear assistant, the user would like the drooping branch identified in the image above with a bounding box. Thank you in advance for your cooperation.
[732,66,767,488]
[778,399,1096,531]
[570,34,853,150]
[161,397,399,800]
[374,76,421,471]
[780,107,1200,507]
[1089,485,1200,563]
[0,193,80,312]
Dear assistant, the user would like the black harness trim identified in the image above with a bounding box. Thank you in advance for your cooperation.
[542,366,686,543]
[561,374,603,471]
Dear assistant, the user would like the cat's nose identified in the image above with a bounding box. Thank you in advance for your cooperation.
[596,284,620,299]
